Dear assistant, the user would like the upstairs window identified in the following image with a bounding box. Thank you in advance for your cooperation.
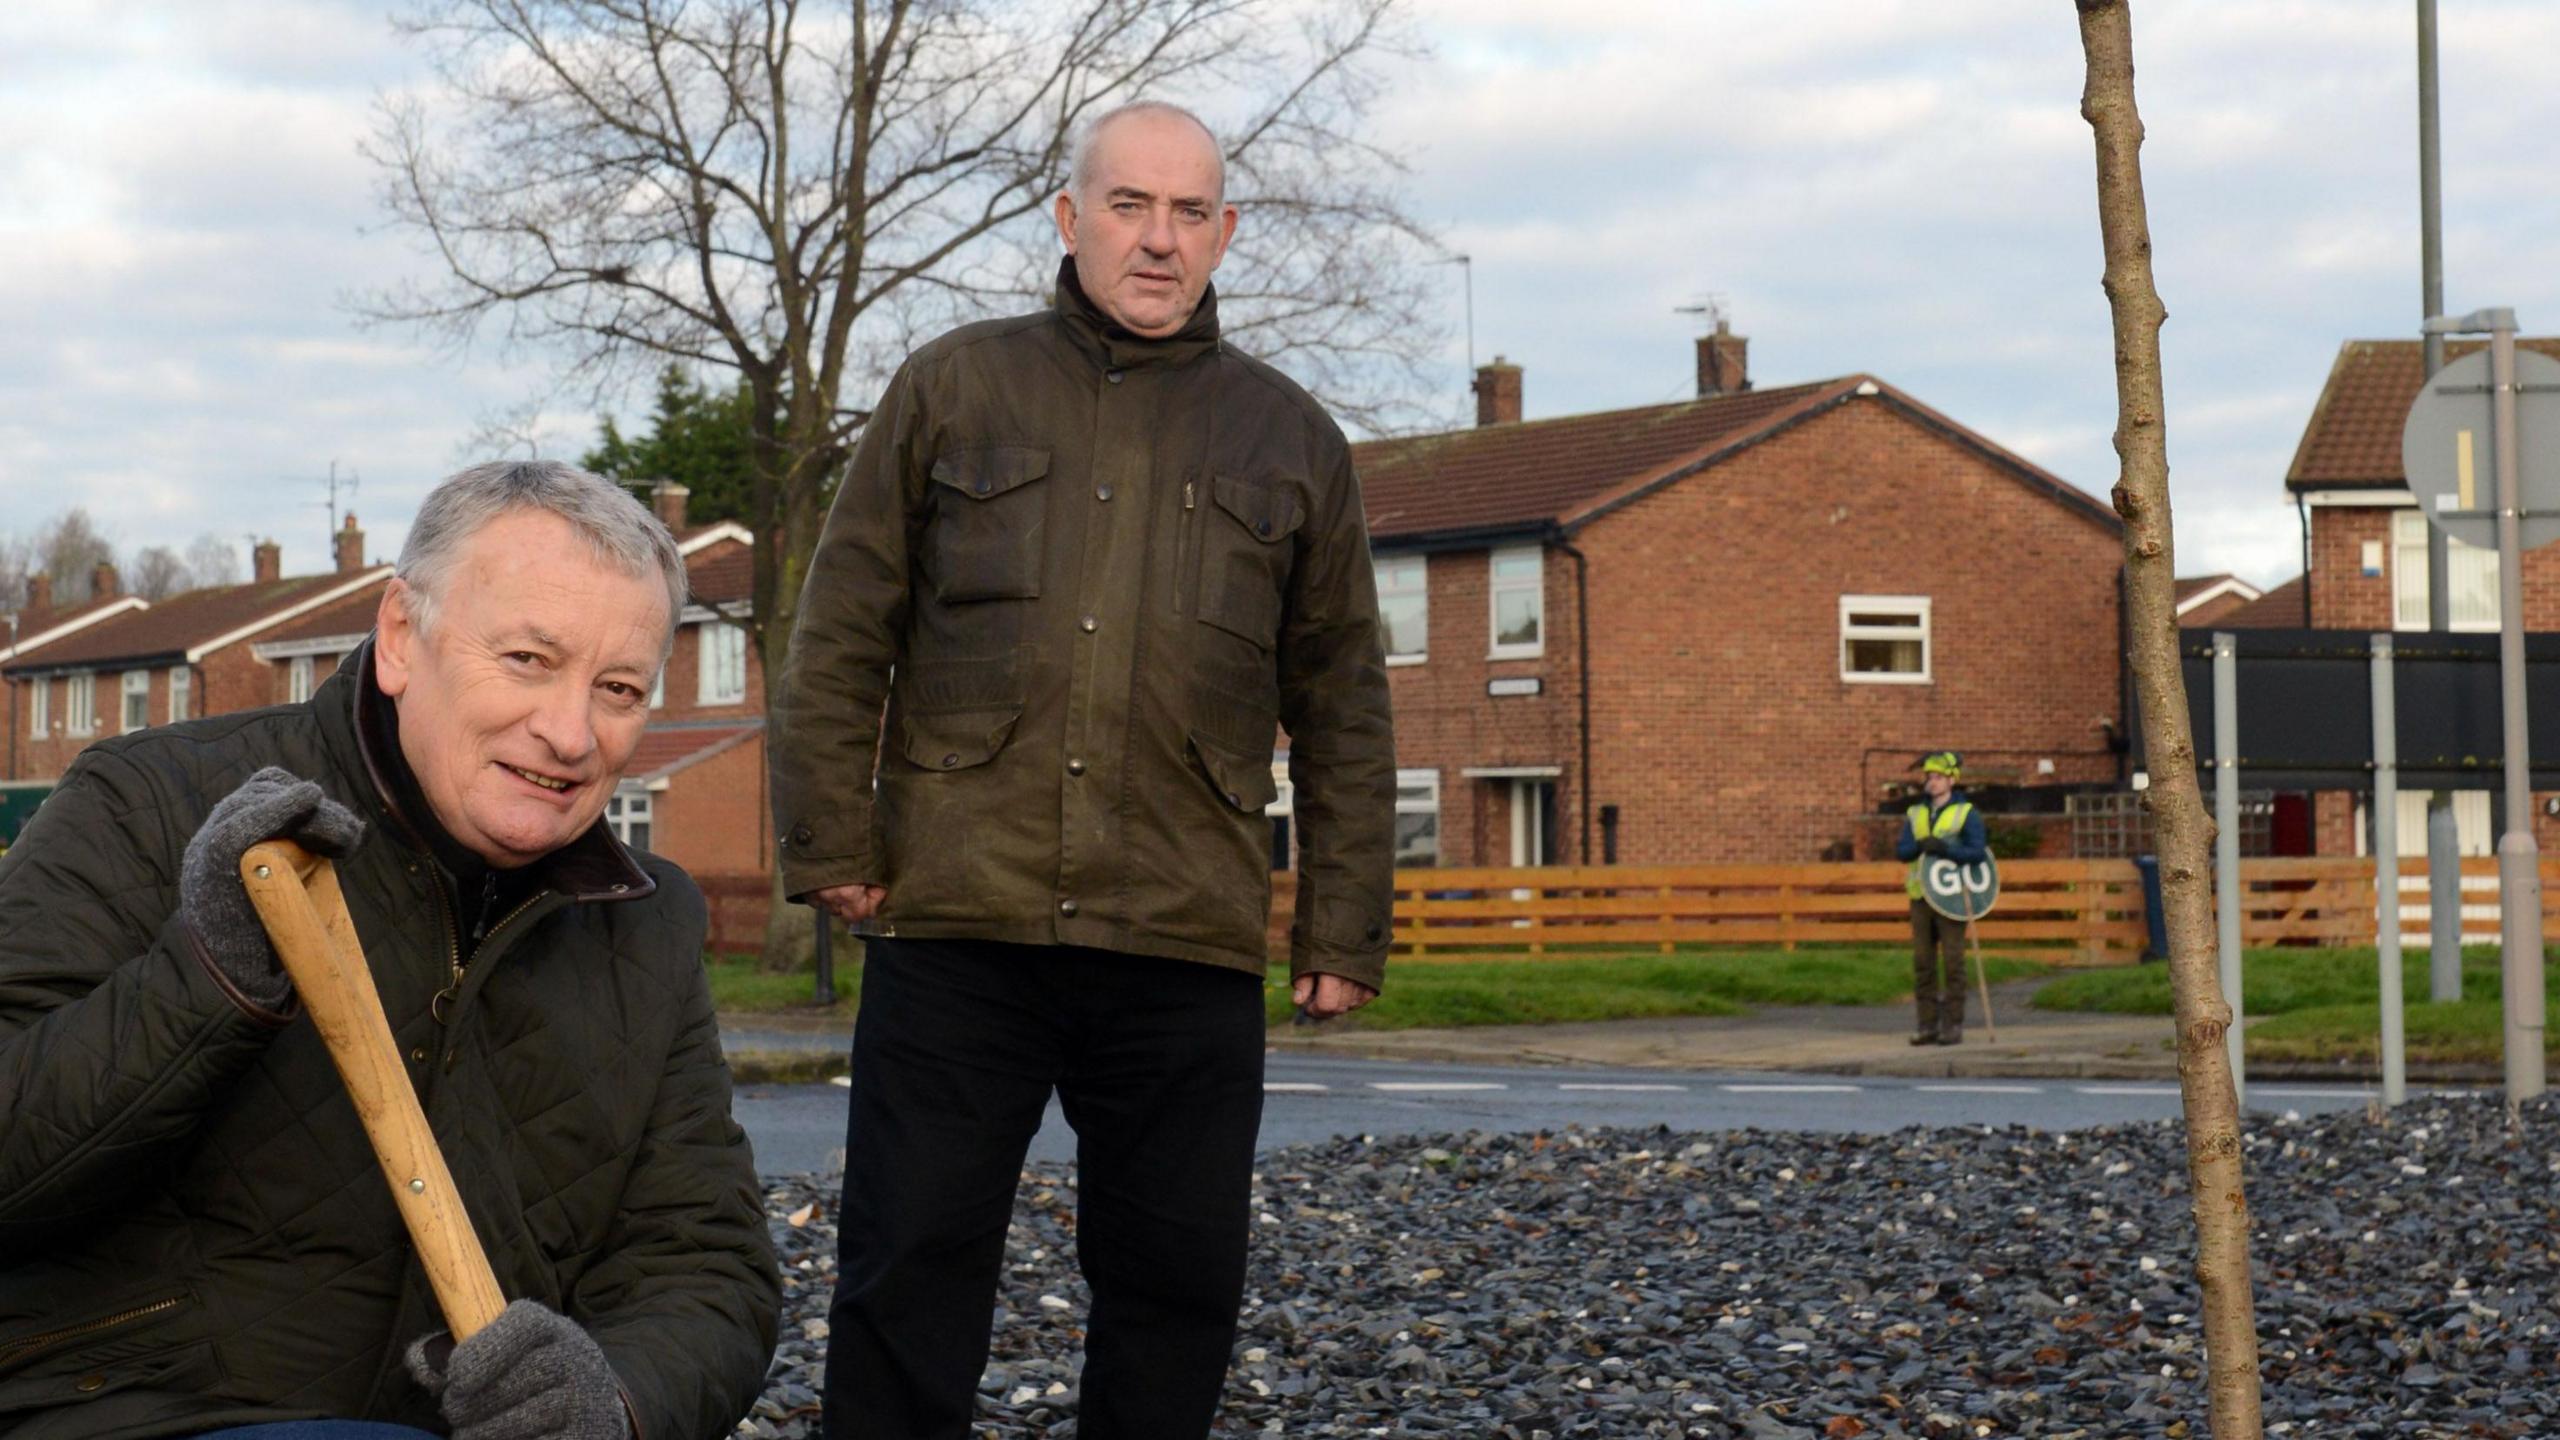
[288,656,316,704]
[28,679,48,738]
[121,671,149,732]
[66,674,95,737]
[168,666,191,723]
[698,622,748,705]
[607,784,653,852]
[1841,595,1931,683]
[1488,546,1544,659]
[1375,554,1428,664]
[2392,509,2498,631]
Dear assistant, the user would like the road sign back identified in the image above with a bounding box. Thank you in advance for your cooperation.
[2401,347,2560,551]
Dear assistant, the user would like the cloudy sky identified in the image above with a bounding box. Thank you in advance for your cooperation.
[5,0,2557,592]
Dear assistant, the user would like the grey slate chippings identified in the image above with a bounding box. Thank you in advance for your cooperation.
[741,1093,2560,1437]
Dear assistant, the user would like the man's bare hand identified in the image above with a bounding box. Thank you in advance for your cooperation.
[810,883,887,925]
[1291,972,1377,1020]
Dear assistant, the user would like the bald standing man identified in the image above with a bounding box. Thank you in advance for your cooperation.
[771,101,1396,1439]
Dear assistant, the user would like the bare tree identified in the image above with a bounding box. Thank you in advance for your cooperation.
[0,532,33,614]
[2075,4,2264,1436]
[362,0,1443,958]
[131,546,192,603]
[185,533,243,589]
[36,511,116,606]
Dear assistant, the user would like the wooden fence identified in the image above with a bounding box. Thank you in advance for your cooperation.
[1261,856,2560,962]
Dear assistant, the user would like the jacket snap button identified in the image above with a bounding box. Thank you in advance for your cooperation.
[1079,616,1098,633]
[973,478,991,495]
[1095,484,1114,502]
[1257,520,1273,537]
[1366,923,1384,942]
[941,753,961,768]
[1057,898,1079,917]
[1226,791,1241,806]
[1067,758,1087,776]
[1105,369,1124,385]
[410,1047,427,1063]
[790,824,812,846]
[74,1375,105,1393]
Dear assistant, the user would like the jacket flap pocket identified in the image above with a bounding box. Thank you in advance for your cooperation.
[1189,730,1279,813]
[899,707,1022,772]
[1211,475,1306,543]
[931,446,1052,500]
[0,1340,220,1411]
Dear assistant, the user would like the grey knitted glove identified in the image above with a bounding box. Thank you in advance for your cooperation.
[179,766,365,1010]
[406,1299,630,1440]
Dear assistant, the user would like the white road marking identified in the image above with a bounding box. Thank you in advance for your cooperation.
[1916,1083,2045,1094]
[1263,1082,1329,1093]
[1557,1083,1690,1092]
[1369,1082,1508,1092]
[2076,1085,2180,1097]
[828,1075,852,1088]
[1720,1083,1862,1094]
[2251,1086,2376,1099]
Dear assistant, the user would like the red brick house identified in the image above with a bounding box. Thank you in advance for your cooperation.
[1,576,149,836]
[2281,337,2560,859]
[618,487,767,881]
[2175,574,2264,628]
[4,531,388,783]
[1335,329,2128,869]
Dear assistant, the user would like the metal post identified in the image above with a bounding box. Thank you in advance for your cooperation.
[813,911,837,1007]
[2429,797,2463,1001]
[2485,315,2546,1100]
[2373,634,2408,1106]
[2418,0,2446,382]
[2418,1,2463,998]
[2214,631,2246,1103]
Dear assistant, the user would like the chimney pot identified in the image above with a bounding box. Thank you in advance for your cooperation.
[1696,325,1751,398]
[27,573,52,613]
[253,539,283,585]
[335,513,366,575]
[91,561,119,601]
[1473,358,1523,427]
[650,481,691,531]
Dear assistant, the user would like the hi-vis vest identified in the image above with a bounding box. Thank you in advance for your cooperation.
[1905,801,1974,898]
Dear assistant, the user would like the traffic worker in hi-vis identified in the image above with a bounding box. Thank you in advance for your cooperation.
[1897,750,1989,1045]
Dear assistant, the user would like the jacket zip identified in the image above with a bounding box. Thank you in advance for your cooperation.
[1175,477,1198,615]
[0,1297,183,1371]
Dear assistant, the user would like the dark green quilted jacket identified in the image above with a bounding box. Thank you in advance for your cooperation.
[0,649,779,1438]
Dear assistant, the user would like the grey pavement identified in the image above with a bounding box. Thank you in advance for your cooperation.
[720,976,2463,1086]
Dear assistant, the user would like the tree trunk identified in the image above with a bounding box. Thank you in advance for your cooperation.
[2074,4,2265,1436]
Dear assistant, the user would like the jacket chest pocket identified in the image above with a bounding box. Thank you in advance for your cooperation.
[927,446,1051,604]
[1190,474,1306,649]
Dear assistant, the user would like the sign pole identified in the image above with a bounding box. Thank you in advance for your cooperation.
[2486,316,2546,1101]
[1961,871,1999,1044]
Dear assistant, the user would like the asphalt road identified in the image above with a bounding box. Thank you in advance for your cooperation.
[732,1053,2426,1179]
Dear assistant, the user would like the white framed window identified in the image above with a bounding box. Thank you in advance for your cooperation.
[287,655,316,704]
[28,679,49,738]
[121,671,149,732]
[1394,767,1441,868]
[1840,595,1931,683]
[1375,554,1428,664]
[1267,762,1295,872]
[66,674,95,737]
[1487,546,1544,658]
[698,622,748,705]
[606,783,653,851]
[2393,509,2498,631]
[649,667,666,708]
[168,666,190,723]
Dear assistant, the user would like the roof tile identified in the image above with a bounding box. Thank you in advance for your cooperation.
[2289,338,2560,490]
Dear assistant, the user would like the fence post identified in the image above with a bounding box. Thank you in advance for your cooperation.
[2214,630,2246,1106]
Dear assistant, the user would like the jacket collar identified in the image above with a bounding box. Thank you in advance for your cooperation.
[1052,254,1222,372]
[319,640,656,905]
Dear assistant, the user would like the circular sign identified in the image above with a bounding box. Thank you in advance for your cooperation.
[1922,855,2000,922]
[2399,346,2560,551]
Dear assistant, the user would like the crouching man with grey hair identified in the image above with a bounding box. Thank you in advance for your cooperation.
[0,462,779,1440]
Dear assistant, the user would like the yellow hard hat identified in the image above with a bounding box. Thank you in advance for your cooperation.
[1919,750,1963,777]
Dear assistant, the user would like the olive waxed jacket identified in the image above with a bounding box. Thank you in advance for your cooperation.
[772,259,1396,989]
[0,650,778,1438]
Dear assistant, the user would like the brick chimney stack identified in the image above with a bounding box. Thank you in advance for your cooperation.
[253,539,282,584]
[650,481,691,531]
[27,573,51,613]
[1696,320,1750,398]
[335,513,366,574]
[91,561,119,601]
[1474,358,1523,427]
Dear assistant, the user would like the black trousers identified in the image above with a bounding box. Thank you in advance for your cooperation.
[1910,901,1969,1040]
[821,936,1267,1440]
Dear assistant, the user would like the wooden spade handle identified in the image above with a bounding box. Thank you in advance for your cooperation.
[241,839,508,1342]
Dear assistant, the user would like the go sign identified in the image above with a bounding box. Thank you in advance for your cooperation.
[1921,855,2000,922]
